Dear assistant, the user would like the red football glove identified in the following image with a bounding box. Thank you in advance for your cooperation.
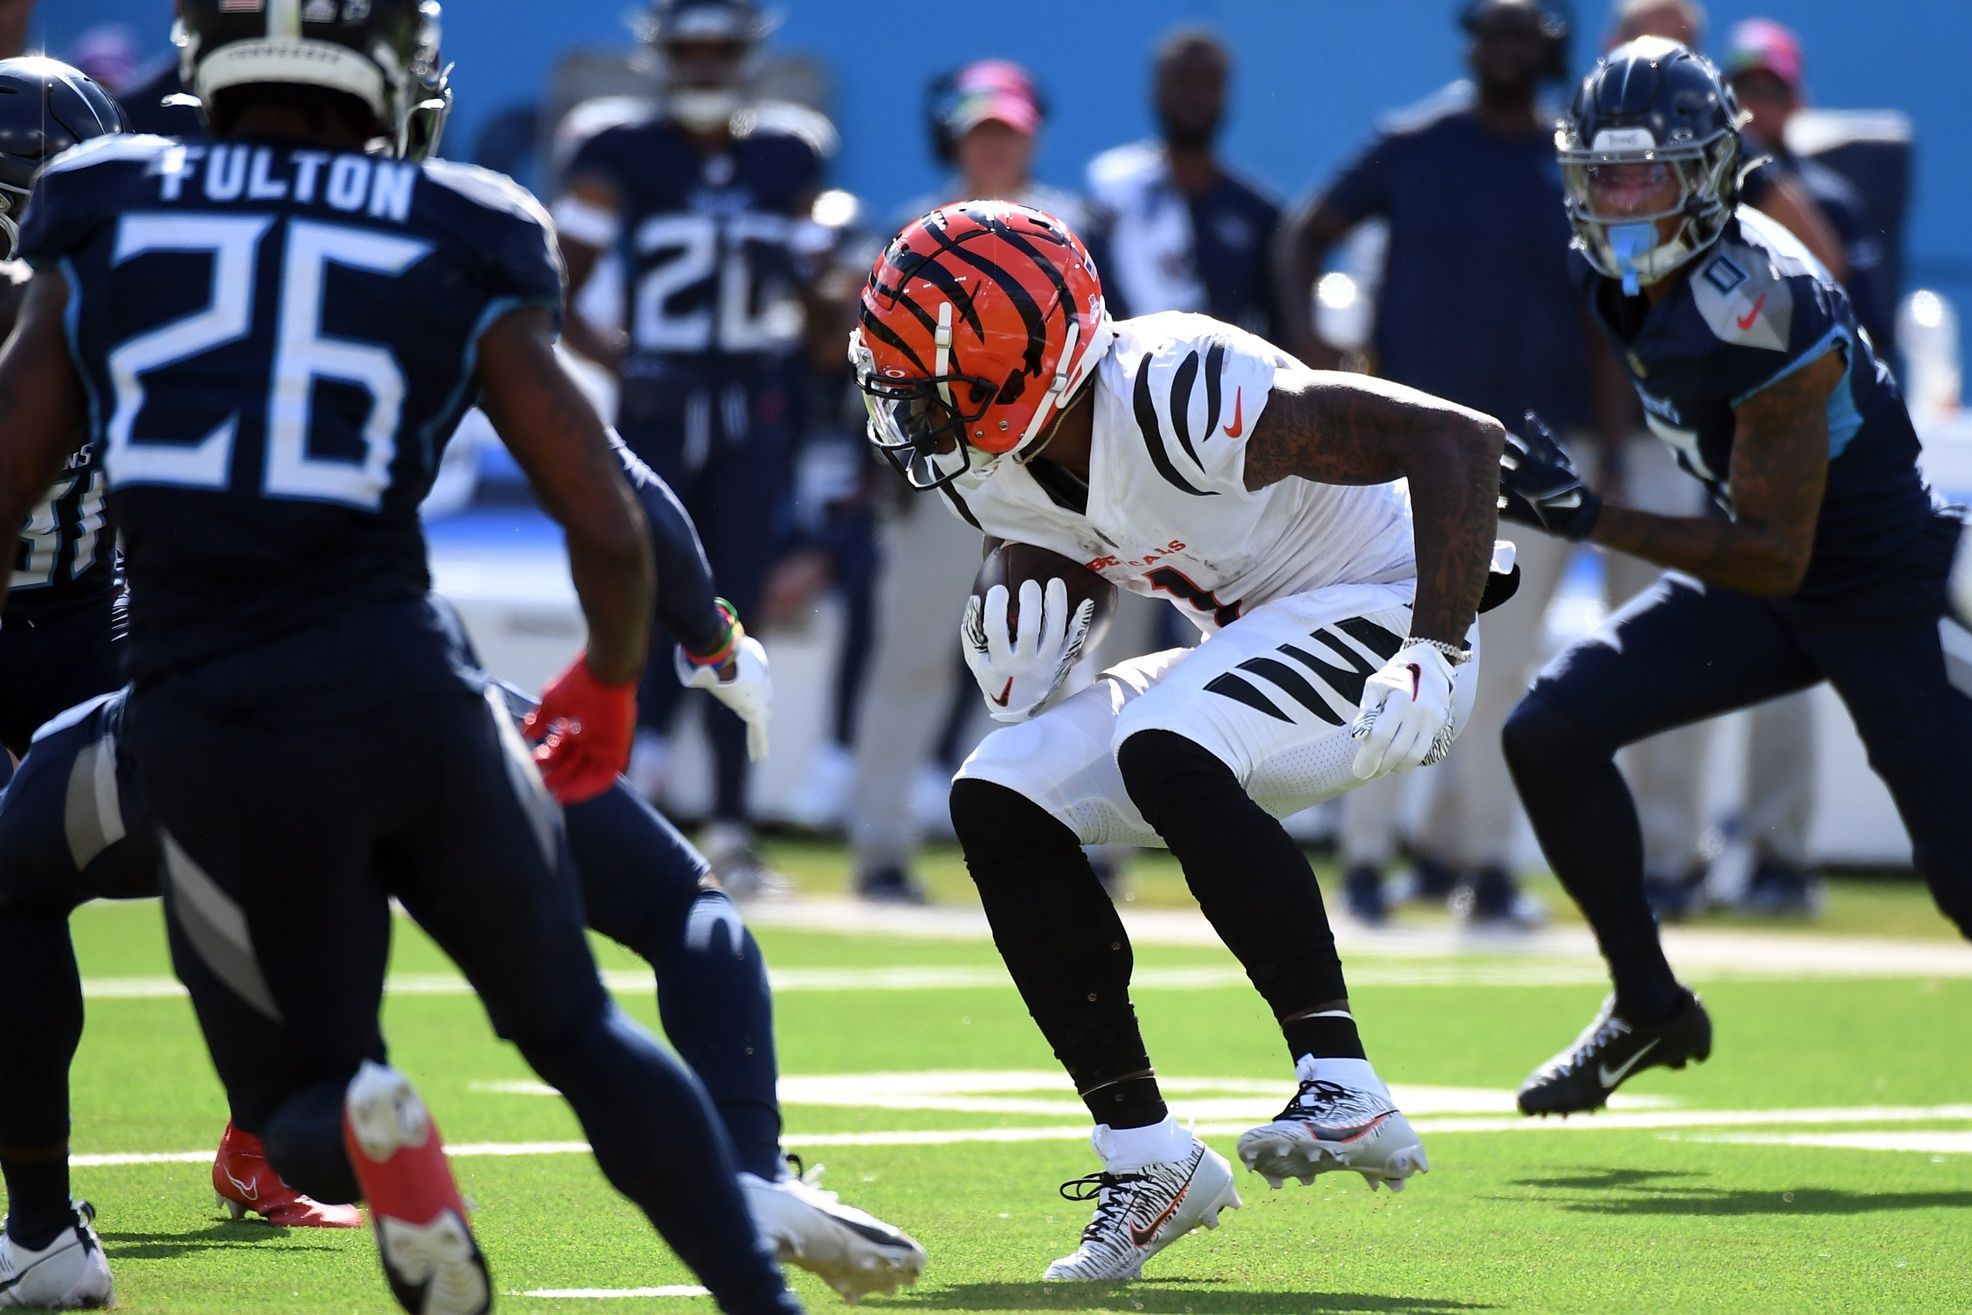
[522,654,638,804]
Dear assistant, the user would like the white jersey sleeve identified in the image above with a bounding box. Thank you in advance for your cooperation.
[1112,312,1289,499]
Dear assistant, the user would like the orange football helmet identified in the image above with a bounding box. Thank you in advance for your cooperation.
[850,200,1114,490]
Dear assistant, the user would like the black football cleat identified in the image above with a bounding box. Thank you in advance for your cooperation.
[1517,991,1712,1117]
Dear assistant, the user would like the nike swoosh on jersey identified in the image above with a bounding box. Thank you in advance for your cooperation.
[1598,1037,1660,1089]
[1736,293,1768,331]
[1222,388,1245,438]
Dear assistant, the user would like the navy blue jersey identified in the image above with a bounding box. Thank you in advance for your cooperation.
[1742,151,1894,356]
[561,99,830,388]
[0,263,115,620]
[1579,207,1933,599]
[1083,141,1283,340]
[1316,86,1589,432]
[20,134,563,684]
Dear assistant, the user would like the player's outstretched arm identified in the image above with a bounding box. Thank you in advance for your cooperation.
[477,307,655,685]
[550,177,629,374]
[1590,350,1838,596]
[1243,367,1503,648]
[0,273,87,612]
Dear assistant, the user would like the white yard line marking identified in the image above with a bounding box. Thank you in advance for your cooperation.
[71,1103,1972,1170]
[468,1072,1672,1119]
[520,1287,710,1300]
[746,898,1972,981]
[1667,1131,1972,1155]
[78,941,1960,1004]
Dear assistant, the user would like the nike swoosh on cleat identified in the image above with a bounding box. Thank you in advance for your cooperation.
[1598,1038,1661,1089]
[222,1165,260,1202]
[1128,1170,1194,1248]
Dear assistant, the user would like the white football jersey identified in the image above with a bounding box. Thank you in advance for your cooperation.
[944,312,1416,635]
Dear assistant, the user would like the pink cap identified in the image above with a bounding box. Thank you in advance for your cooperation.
[949,59,1042,137]
[1726,18,1805,91]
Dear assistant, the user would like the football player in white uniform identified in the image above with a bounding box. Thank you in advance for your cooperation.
[851,201,1506,1281]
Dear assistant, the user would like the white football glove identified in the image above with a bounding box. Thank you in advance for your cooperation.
[675,634,772,761]
[1350,639,1467,781]
[961,577,1096,723]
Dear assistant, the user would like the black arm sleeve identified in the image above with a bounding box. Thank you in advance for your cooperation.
[610,437,727,652]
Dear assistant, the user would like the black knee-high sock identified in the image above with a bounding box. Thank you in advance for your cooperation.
[1117,731,1364,1062]
[1504,694,1681,1020]
[521,1003,799,1314]
[653,890,783,1180]
[949,778,1166,1129]
[0,907,84,1249]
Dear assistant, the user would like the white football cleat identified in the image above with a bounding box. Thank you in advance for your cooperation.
[740,1159,925,1302]
[0,1201,114,1309]
[1042,1130,1241,1282]
[1237,1057,1429,1192]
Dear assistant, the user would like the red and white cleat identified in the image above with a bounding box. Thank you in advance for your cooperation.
[213,1123,363,1228]
[343,1062,490,1315]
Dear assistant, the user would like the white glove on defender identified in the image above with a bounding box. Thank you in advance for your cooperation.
[961,578,1096,723]
[1350,639,1467,781]
[676,634,773,761]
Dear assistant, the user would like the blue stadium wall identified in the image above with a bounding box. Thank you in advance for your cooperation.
[45,1,1972,358]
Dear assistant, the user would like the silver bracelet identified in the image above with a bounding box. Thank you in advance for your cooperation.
[1405,637,1473,666]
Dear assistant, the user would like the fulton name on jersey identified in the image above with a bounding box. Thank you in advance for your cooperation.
[946,312,1416,635]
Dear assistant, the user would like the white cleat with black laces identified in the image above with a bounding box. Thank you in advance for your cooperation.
[1043,1129,1241,1282]
[739,1156,926,1302]
[0,1200,114,1309]
[1518,990,1712,1116]
[1237,1057,1428,1192]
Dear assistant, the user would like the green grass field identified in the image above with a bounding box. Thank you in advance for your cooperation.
[45,843,1972,1314]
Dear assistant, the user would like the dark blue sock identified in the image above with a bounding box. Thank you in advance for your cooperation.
[655,891,784,1181]
[0,908,82,1250]
[263,1082,359,1204]
[566,782,786,1182]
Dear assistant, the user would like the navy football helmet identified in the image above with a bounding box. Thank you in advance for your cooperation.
[1558,36,1744,291]
[638,0,776,132]
[0,57,124,260]
[176,0,445,160]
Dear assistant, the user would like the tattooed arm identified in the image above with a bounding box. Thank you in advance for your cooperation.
[1243,367,1503,646]
[1589,350,1838,597]
[0,272,89,614]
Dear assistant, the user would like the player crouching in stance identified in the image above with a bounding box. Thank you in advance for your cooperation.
[851,202,1507,1280]
[1500,40,1972,1117]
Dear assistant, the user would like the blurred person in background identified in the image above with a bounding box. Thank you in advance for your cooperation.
[0,0,28,61]
[843,59,1077,903]
[63,23,140,93]
[1276,0,1626,927]
[553,0,836,896]
[1083,27,1281,339]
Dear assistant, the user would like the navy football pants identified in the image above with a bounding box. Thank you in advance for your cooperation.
[124,680,794,1311]
[1505,514,1972,997]
[0,592,121,758]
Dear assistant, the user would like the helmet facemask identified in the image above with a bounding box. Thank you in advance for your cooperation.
[851,306,1002,492]
[1559,123,1740,294]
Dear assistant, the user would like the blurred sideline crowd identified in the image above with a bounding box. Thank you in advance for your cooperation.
[56,0,1956,920]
